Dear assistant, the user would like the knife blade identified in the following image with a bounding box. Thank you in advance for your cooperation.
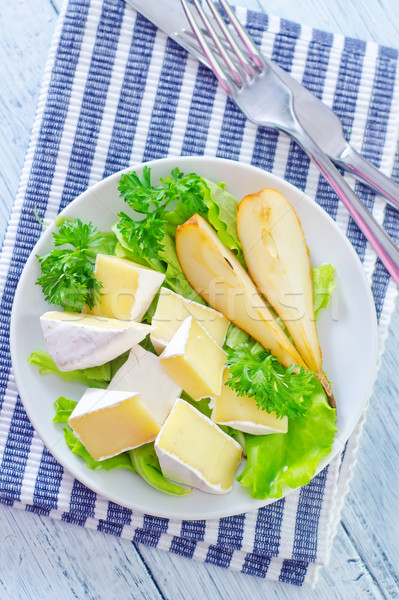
[124,0,399,210]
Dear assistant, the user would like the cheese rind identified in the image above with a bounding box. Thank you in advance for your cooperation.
[90,254,164,321]
[159,316,227,400]
[108,345,181,425]
[212,370,288,435]
[155,398,242,494]
[40,311,152,371]
[150,287,229,353]
[68,388,161,460]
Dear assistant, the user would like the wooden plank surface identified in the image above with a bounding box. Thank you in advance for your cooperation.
[0,0,398,598]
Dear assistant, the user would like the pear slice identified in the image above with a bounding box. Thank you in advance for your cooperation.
[175,214,306,370]
[236,189,334,406]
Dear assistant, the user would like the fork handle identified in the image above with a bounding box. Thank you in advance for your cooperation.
[334,146,399,211]
[293,127,399,285]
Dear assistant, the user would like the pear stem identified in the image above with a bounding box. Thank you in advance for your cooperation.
[316,371,336,409]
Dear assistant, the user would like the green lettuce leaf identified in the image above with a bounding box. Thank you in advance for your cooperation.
[28,350,129,388]
[158,233,205,303]
[203,178,244,264]
[313,264,336,320]
[53,396,78,423]
[129,445,191,496]
[224,323,251,350]
[237,379,337,498]
[113,238,155,269]
[181,391,212,418]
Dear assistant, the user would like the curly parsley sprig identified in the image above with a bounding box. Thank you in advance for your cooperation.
[116,166,210,257]
[225,342,315,419]
[36,219,114,312]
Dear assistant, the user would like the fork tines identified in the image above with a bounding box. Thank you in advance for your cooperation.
[181,0,264,95]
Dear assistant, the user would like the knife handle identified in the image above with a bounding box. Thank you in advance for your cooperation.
[335,146,399,211]
[293,127,399,285]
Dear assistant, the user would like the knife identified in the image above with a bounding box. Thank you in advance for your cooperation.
[124,0,399,210]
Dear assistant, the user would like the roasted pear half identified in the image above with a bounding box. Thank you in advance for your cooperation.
[175,214,306,370]
[237,189,334,406]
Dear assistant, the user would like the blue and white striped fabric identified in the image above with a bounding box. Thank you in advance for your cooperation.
[1,0,398,587]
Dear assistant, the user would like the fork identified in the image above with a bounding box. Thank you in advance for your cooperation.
[126,0,399,211]
[181,0,399,285]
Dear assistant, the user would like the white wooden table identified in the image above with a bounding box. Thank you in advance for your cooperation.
[1,0,398,598]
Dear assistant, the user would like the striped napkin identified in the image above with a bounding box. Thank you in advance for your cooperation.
[1,0,398,588]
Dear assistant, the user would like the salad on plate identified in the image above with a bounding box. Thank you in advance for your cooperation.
[27,164,337,500]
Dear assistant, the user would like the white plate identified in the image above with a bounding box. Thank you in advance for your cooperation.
[10,156,378,520]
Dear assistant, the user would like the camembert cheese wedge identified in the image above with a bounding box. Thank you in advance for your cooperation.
[108,345,181,425]
[212,369,288,435]
[40,311,152,371]
[159,316,227,400]
[89,254,164,321]
[150,287,229,353]
[68,388,161,460]
[155,398,242,494]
